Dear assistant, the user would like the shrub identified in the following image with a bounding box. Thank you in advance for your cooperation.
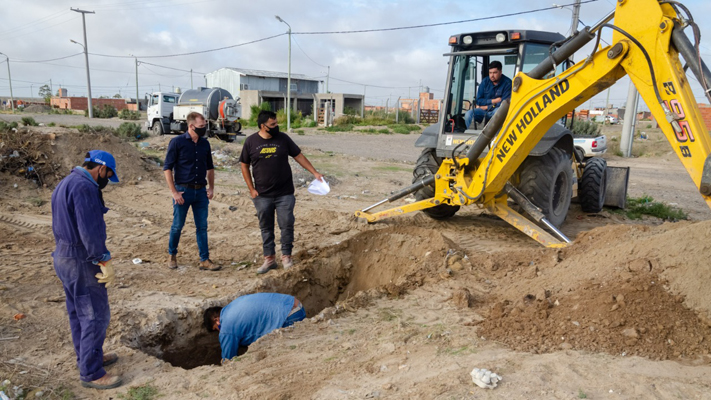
[248,102,273,127]
[47,122,56,127]
[21,116,38,126]
[621,195,687,220]
[378,128,391,134]
[303,119,317,128]
[343,106,359,115]
[85,104,119,118]
[334,115,361,125]
[566,118,600,136]
[119,109,141,120]
[116,122,144,140]
[0,121,19,131]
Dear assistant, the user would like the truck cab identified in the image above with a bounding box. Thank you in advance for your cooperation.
[146,92,179,135]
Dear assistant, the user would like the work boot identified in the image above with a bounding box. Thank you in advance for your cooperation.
[199,259,222,271]
[81,373,123,390]
[167,254,178,270]
[102,352,119,367]
[256,256,277,274]
[281,255,293,270]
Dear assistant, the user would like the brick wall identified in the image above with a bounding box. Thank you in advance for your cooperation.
[49,97,128,111]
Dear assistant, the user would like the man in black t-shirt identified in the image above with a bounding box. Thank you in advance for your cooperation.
[239,110,323,274]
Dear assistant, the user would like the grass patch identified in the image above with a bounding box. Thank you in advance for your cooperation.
[295,129,305,135]
[440,345,476,356]
[357,128,377,133]
[373,165,412,173]
[378,128,391,134]
[615,195,688,220]
[117,384,159,400]
[47,122,56,127]
[26,196,45,207]
[379,308,402,322]
[578,389,588,399]
[319,124,354,132]
[390,124,421,134]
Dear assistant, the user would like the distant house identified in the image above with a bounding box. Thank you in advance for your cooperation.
[206,68,321,120]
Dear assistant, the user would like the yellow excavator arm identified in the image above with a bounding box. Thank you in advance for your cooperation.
[356,0,711,247]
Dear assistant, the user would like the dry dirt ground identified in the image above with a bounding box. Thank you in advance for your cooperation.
[2,121,711,399]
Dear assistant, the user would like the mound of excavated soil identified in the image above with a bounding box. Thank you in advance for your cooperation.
[477,220,711,361]
[23,105,51,113]
[0,127,161,188]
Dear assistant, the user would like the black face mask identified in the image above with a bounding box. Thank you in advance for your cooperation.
[267,124,280,136]
[97,169,109,190]
[194,126,208,137]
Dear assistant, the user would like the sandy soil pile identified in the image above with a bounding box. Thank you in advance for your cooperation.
[478,221,711,361]
[0,127,161,189]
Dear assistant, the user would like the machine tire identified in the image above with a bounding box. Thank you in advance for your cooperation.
[516,147,573,227]
[579,157,607,213]
[413,148,460,219]
[152,121,164,136]
[574,146,585,163]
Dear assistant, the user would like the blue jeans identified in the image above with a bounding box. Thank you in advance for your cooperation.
[465,107,498,128]
[168,185,210,261]
[252,194,296,257]
[282,305,306,327]
[53,255,110,382]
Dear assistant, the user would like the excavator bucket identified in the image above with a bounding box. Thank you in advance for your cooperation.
[604,166,629,209]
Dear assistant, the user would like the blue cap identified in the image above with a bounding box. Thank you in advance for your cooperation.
[85,150,119,183]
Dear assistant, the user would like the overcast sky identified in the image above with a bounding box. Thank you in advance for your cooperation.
[0,0,709,111]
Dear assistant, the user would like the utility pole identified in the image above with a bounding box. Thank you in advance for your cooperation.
[190,69,193,89]
[276,16,292,132]
[135,58,140,110]
[620,80,640,157]
[570,0,581,35]
[71,8,95,118]
[0,53,15,112]
[49,79,53,95]
[361,85,366,118]
[604,86,611,120]
[326,65,330,93]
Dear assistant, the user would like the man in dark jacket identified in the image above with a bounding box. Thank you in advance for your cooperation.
[163,111,220,271]
[51,150,122,390]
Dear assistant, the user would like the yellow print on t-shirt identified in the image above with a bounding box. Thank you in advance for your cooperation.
[260,147,277,154]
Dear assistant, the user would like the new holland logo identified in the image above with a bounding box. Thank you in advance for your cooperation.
[495,79,570,163]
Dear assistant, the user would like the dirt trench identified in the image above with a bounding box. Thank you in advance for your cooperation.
[116,226,455,369]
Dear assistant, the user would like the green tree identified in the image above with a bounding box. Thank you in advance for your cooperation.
[113,93,122,99]
[38,84,52,104]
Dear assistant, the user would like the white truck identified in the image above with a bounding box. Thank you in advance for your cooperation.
[146,87,242,142]
[573,135,607,159]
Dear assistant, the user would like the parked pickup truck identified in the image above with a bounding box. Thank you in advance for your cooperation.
[573,135,607,159]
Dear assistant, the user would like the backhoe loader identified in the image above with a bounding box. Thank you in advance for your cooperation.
[355,0,711,248]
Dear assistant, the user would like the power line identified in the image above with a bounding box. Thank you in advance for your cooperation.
[293,0,599,35]
[139,61,205,75]
[292,36,328,69]
[13,53,83,64]
[89,33,285,59]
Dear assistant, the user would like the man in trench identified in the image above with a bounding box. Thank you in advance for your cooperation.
[51,150,122,389]
[204,293,306,362]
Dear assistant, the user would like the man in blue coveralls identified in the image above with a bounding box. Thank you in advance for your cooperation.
[51,150,122,390]
[163,111,221,271]
[464,60,512,129]
[203,293,306,362]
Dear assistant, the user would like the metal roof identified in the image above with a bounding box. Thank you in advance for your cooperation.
[215,67,320,82]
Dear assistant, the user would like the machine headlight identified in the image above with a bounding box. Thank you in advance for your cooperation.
[462,35,473,45]
[496,33,506,42]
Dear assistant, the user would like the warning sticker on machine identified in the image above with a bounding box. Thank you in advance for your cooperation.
[445,135,453,146]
